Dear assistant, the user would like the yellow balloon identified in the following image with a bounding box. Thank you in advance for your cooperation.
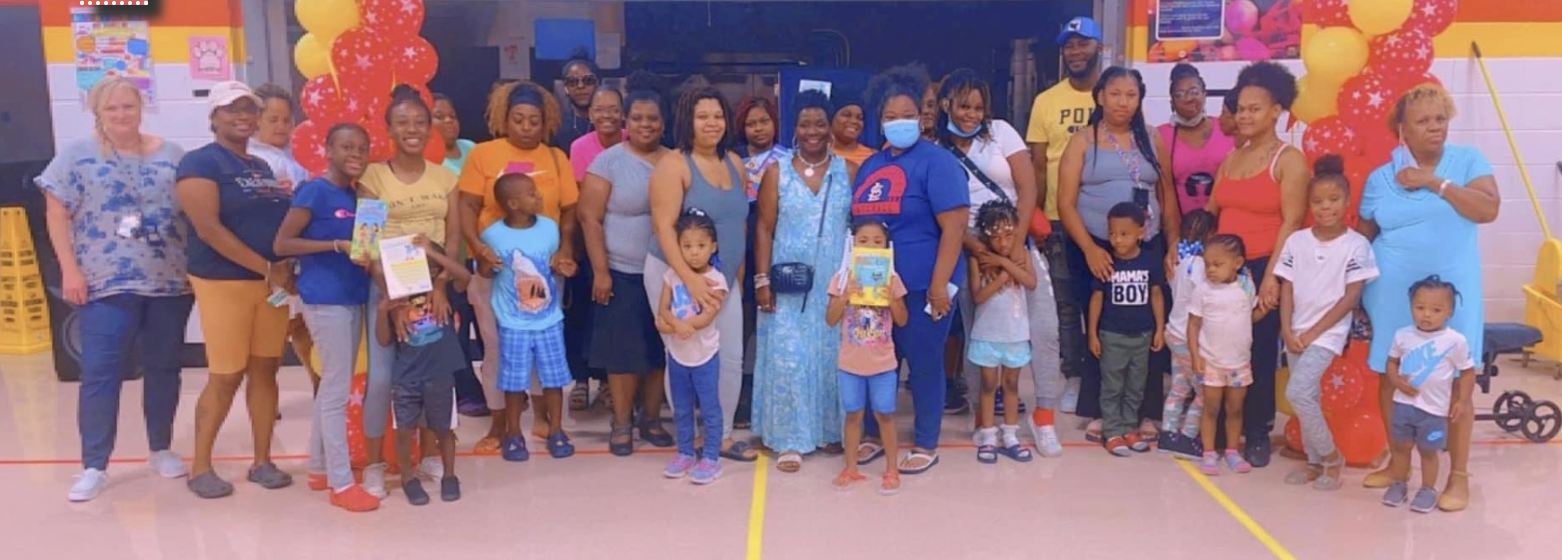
[293,33,333,80]
[295,0,361,44]
[1347,0,1412,37]
[1301,26,1368,86]
[1291,74,1339,125]
[1276,366,1294,418]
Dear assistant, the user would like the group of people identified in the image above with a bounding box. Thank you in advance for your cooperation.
[40,16,1499,512]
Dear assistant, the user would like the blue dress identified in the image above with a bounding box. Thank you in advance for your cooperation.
[753,155,852,452]
[1360,145,1493,372]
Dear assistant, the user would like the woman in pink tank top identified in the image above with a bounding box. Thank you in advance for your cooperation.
[1204,62,1310,469]
[1157,64,1234,217]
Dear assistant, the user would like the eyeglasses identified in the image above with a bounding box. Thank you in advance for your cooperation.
[564,75,600,88]
[1172,87,1205,100]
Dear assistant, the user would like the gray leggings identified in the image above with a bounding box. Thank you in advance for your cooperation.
[1285,345,1339,463]
[960,247,1064,411]
[303,304,364,490]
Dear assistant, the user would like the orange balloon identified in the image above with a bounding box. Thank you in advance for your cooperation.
[424,128,446,164]
[1327,403,1388,468]
[1284,416,1305,454]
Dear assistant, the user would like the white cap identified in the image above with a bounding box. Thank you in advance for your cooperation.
[208,81,261,110]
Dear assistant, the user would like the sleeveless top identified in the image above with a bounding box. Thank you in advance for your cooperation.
[1077,129,1162,241]
[1213,143,1289,259]
[649,152,749,286]
[1157,123,1234,216]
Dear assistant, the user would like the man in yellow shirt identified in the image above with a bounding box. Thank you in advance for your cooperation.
[1026,16,1103,407]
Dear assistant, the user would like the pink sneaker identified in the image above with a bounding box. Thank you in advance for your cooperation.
[1224,450,1253,474]
[1199,452,1220,476]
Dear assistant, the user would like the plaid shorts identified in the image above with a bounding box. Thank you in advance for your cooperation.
[498,322,571,392]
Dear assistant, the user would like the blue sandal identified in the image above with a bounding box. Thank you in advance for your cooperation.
[998,444,1034,463]
[977,445,999,464]
[719,440,759,463]
[548,433,575,459]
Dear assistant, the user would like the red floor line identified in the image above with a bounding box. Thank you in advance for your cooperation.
[0,439,1546,466]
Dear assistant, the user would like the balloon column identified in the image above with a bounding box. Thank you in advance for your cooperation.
[291,0,443,175]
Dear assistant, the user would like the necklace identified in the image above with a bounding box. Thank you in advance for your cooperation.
[798,151,830,178]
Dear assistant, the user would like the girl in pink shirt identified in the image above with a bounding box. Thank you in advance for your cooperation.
[1157,63,1235,216]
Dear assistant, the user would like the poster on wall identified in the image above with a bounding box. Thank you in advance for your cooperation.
[187,35,231,81]
[72,8,156,103]
[1147,0,1301,63]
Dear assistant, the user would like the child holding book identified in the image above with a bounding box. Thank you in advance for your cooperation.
[965,200,1036,464]
[826,219,907,494]
[656,209,728,485]
[373,238,469,505]
[480,173,574,462]
[1382,276,1475,513]
[1088,203,1166,457]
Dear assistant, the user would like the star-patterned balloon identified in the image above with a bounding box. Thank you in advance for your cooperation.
[1368,26,1433,83]
[1337,70,1404,133]
[391,35,439,86]
[299,75,352,122]
[1308,0,1352,27]
[1406,0,1457,36]
[1302,116,1358,160]
[363,0,425,39]
[330,28,395,106]
[290,119,329,177]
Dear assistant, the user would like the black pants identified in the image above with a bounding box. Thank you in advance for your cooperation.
[1213,256,1281,449]
[1066,234,1169,423]
[565,265,607,384]
[449,278,485,403]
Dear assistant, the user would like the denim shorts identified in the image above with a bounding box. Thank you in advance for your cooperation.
[966,340,1032,369]
[1391,402,1449,451]
[839,369,898,414]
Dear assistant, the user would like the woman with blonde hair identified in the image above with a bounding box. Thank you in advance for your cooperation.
[39,77,193,502]
[458,80,581,453]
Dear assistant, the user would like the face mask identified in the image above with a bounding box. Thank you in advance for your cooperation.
[946,120,983,138]
[1170,112,1206,128]
[884,119,921,149]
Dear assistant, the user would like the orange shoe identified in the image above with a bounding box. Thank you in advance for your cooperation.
[329,484,380,512]
[307,473,328,491]
[473,436,502,456]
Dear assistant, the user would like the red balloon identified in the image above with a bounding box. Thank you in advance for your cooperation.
[299,76,352,122]
[1338,70,1404,134]
[1326,405,1388,468]
[1406,0,1457,36]
[1355,124,1397,166]
[1320,354,1367,412]
[1308,0,1351,27]
[1368,26,1433,84]
[1284,416,1305,454]
[362,118,394,162]
[390,36,439,86]
[291,120,329,177]
[331,29,395,107]
[424,127,446,163]
[362,0,426,38]
[1303,117,1358,161]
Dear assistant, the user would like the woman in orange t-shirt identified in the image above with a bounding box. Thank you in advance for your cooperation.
[1206,62,1309,469]
[457,81,580,453]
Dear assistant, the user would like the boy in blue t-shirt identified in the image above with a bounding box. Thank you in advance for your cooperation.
[1088,202,1166,456]
[479,173,573,462]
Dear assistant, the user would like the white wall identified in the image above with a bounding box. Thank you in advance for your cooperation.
[1137,58,1562,322]
[47,62,242,151]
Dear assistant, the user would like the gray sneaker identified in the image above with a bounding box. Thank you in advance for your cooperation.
[1409,487,1440,513]
[1382,481,1409,508]
[187,472,234,499]
[247,463,294,490]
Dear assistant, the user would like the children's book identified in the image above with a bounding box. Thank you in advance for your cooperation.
[849,247,894,307]
[378,235,433,299]
[350,199,387,262]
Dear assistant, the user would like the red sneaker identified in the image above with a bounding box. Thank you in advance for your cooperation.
[329,484,381,512]
[307,473,328,492]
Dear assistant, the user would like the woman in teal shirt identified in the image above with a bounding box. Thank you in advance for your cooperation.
[1357,85,1501,513]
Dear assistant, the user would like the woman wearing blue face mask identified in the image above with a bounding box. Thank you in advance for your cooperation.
[936,68,1064,458]
[849,64,971,475]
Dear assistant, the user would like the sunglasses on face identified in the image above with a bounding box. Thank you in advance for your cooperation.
[564,75,600,88]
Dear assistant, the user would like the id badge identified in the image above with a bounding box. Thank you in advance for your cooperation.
[117,214,142,239]
[267,287,290,308]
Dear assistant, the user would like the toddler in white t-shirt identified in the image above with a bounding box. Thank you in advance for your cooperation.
[1382,276,1476,514]
[1275,156,1379,491]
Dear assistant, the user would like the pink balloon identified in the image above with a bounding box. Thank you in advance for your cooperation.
[1235,37,1271,61]
[1225,0,1260,36]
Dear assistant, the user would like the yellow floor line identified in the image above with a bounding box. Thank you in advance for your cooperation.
[746,455,770,560]
[1175,460,1297,560]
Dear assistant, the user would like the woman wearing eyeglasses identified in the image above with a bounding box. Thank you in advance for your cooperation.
[556,58,601,152]
[1157,63,1233,217]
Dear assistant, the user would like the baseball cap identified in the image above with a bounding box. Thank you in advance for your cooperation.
[208,81,261,110]
[1057,16,1104,46]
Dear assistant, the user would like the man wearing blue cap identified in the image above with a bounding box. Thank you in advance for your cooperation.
[1026,16,1104,427]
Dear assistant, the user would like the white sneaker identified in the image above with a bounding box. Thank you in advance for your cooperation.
[1029,422,1064,458]
[418,456,444,481]
[147,450,188,479]
[362,463,388,499]
[1061,377,1081,413]
[68,468,108,502]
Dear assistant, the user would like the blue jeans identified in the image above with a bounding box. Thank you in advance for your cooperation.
[839,370,897,414]
[864,290,953,450]
[669,353,722,460]
[78,293,194,470]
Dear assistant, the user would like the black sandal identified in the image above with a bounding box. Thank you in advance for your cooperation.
[720,440,759,462]
[609,425,634,457]
[639,420,675,448]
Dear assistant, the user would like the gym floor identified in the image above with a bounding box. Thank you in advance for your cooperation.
[2,351,1560,560]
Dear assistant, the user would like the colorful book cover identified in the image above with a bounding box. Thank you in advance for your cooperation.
[378,235,433,299]
[849,247,893,307]
[350,199,386,262]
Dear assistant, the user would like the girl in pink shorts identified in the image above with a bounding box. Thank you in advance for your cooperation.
[1187,234,1266,476]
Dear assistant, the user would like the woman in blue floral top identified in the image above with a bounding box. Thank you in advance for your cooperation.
[37,77,194,503]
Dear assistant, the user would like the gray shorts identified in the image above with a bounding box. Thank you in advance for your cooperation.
[393,372,455,433]
[1391,402,1448,452]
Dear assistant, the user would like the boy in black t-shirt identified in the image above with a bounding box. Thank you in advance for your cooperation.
[1088,203,1166,457]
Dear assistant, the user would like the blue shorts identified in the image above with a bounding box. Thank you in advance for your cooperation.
[498,323,571,392]
[1391,402,1448,452]
[966,340,1032,369]
[839,369,898,414]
